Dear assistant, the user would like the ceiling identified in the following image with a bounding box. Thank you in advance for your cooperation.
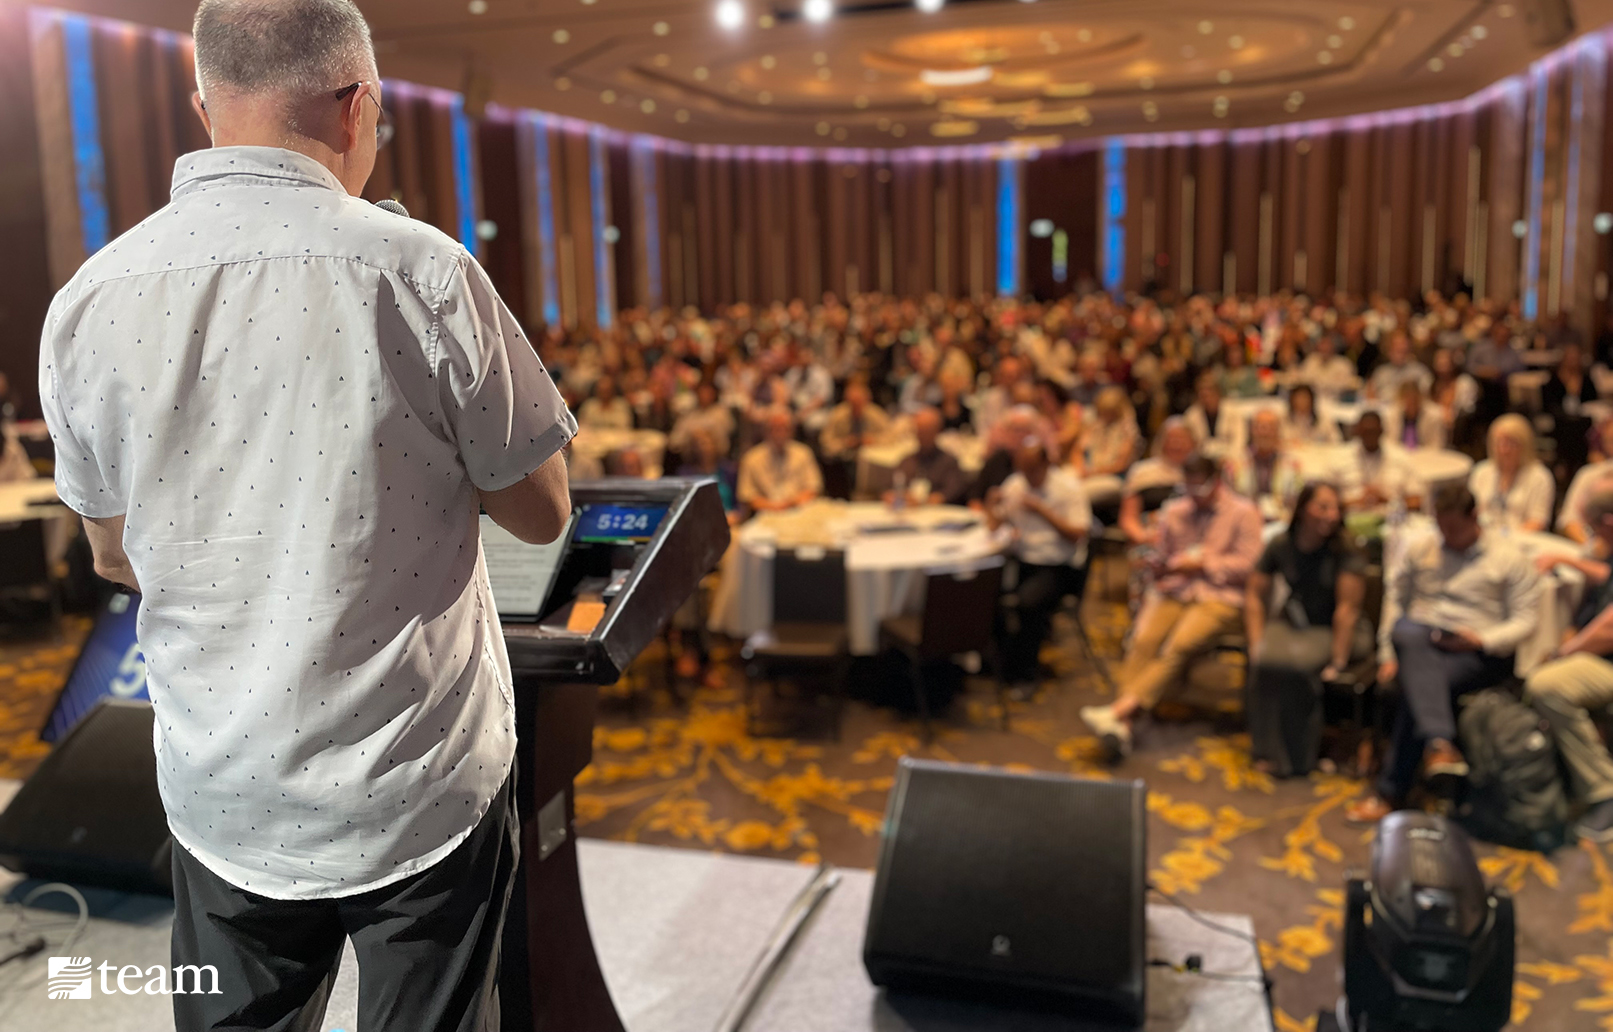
[21,0,1613,147]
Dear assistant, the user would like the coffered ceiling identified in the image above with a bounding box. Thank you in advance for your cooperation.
[20,0,1613,146]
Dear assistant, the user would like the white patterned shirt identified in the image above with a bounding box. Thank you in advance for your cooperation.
[39,147,576,899]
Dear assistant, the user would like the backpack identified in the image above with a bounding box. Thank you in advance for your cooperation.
[1455,688,1570,852]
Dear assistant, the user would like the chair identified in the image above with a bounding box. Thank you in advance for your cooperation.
[0,520,59,634]
[881,559,1005,740]
[741,548,850,738]
[1055,562,1118,694]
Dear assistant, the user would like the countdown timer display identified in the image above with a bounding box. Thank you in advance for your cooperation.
[576,503,668,542]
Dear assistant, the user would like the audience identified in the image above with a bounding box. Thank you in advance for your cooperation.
[577,373,634,430]
[1526,477,1613,840]
[1299,334,1356,398]
[1385,380,1446,450]
[1118,418,1197,544]
[985,438,1094,696]
[1284,384,1339,445]
[1227,410,1304,517]
[1245,482,1371,777]
[1079,454,1264,758]
[1342,411,1423,511]
[819,377,892,462]
[1469,414,1554,533]
[1367,330,1432,400]
[1077,386,1141,477]
[1561,419,1613,545]
[1346,485,1541,824]
[1183,371,1230,451]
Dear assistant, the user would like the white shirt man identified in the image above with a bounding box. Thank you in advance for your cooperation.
[41,146,576,898]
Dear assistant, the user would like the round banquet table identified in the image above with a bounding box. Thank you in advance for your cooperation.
[1386,516,1583,677]
[1290,443,1472,489]
[707,500,1006,655]
[568,427,667,479]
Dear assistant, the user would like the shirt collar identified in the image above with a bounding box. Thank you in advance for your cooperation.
[171,147,347,201]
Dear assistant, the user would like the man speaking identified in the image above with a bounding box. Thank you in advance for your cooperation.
[37,1,575,1028]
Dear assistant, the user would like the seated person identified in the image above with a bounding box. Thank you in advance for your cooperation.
[969,404,1051,503]
[1525,479,1613,840]
[1367,330,1433,401]
[737,410,823,513]
[818,376,892,461]
[985,438,1093,695]
[1429,347,1479,441]
[887,407,967,506]
[1342,411,1424,511]
[669,380,736,461]
[1299,334,1358,398]
[1077,386,1141,477]
[1285,384,1340,445]
[1383,381,1446,450]
[1245,482,1372,777]
[1226,410,1305,516]
[1346,485,1542,824]
[1217,340,1264,399]
[1183,371,1231,451]
[936,370,974,432]
[677,427,739,515]
[1560,421,1613,544]
[1468,414,1554,533]
[577,373,634,430]
[1080,454,1264,758]
[1118,418,1197,544]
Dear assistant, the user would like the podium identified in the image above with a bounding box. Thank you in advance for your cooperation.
[498,477,730,1032]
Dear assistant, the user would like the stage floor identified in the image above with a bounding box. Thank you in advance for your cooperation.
[0,778,1267,1032]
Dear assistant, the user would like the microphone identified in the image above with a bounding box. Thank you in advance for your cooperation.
[375,198,409,218]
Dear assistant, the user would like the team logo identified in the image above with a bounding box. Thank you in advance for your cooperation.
[47,956,93,999]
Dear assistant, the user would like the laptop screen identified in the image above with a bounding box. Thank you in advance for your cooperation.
[480,513,574,621]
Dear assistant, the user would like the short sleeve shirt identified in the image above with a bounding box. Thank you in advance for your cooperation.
[38,147,576,899]
[1257,531,1367,628]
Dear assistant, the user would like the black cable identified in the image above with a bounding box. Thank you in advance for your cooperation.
[0,938,46,968]
[1146,884,1276,1000]
[1147,882,1262,951]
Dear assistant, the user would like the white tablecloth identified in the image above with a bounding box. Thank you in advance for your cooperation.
[708,501,1004,654]
[569,427,667,479]
[1290,444,1471,489]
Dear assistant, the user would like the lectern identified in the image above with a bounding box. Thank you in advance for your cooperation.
[497,477,730,1032]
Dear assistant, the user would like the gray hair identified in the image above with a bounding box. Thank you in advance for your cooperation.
[193,0,376,103]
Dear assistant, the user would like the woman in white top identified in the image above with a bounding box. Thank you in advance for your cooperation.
[1468,414,1555,532]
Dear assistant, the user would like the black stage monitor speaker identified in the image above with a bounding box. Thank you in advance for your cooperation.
[0,699,172,895]
[863,758,1147,1027]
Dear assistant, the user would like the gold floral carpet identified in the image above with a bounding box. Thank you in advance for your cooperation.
[5,604,1613,1028]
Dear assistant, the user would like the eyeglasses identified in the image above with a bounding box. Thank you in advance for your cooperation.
[336,81,394,148]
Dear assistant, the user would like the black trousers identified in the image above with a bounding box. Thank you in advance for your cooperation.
[170,772,520,1032]
[999,561,1084,683]
[1377,620,1513,802]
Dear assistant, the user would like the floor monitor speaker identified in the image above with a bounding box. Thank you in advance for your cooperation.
[863,758,1147,1027]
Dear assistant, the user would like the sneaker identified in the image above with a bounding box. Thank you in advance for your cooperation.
[1080,705,1133,761]
[1578,800,1613,843]
[1423,740,1469,797]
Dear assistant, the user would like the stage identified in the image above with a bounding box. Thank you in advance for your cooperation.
[0,780,1269,1032]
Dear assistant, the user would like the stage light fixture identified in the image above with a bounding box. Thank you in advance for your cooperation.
[1512,219,1529,239]
[803,0,834,22]
[1029,219,1054,238]
[1595,212,1613,234]
[916,0,944,11]
[715,0,745,30]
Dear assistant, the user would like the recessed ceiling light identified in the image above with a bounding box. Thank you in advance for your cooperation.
[1216,69,1232,83]
[854,95,869,108]
[877,117,891,130]
[675,109,690,122]
[1428,57,1444,71]
[601,89,616,103]
[1447,41,1463,56]
[760,54,776,69]
[1317,50,1334,64]
[467,0,487,14]
[916,0,944,12]
[921,66,992,86]
[1228,35,1244,49]
[1327,34,1343,49]
[1077,28,1092,42]
[693,66,709,80]
[817,67,832,80]
[1338,15,1354,30]
[552,28,570,43]
[815,121,831,135]
[715,0,745,30]
[813,51,829,65]
[641,99,656,113]
[555,77,572,90]
[758,13,776,27]
[803,0,834,23]
[1197,20,1213,34]
[1139,76,1154,89]
[1497,3,1514,15]
[1471,24,1488,39]
[654,53,671,67]
[891,123,906,137]
[653,20,670,35]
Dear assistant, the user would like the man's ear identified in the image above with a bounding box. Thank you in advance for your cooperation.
[337,83,366,154]
[191,91,213,140]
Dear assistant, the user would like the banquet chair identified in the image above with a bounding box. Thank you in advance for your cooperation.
[880,558,1005,741]
[0,520,60,635]
[741,547,850,739]
[1055,562,1118,694]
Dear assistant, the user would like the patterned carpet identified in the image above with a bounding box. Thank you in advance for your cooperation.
[4,596,1613,1029]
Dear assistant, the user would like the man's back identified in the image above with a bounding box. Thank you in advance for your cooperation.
[40,147,575,898]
